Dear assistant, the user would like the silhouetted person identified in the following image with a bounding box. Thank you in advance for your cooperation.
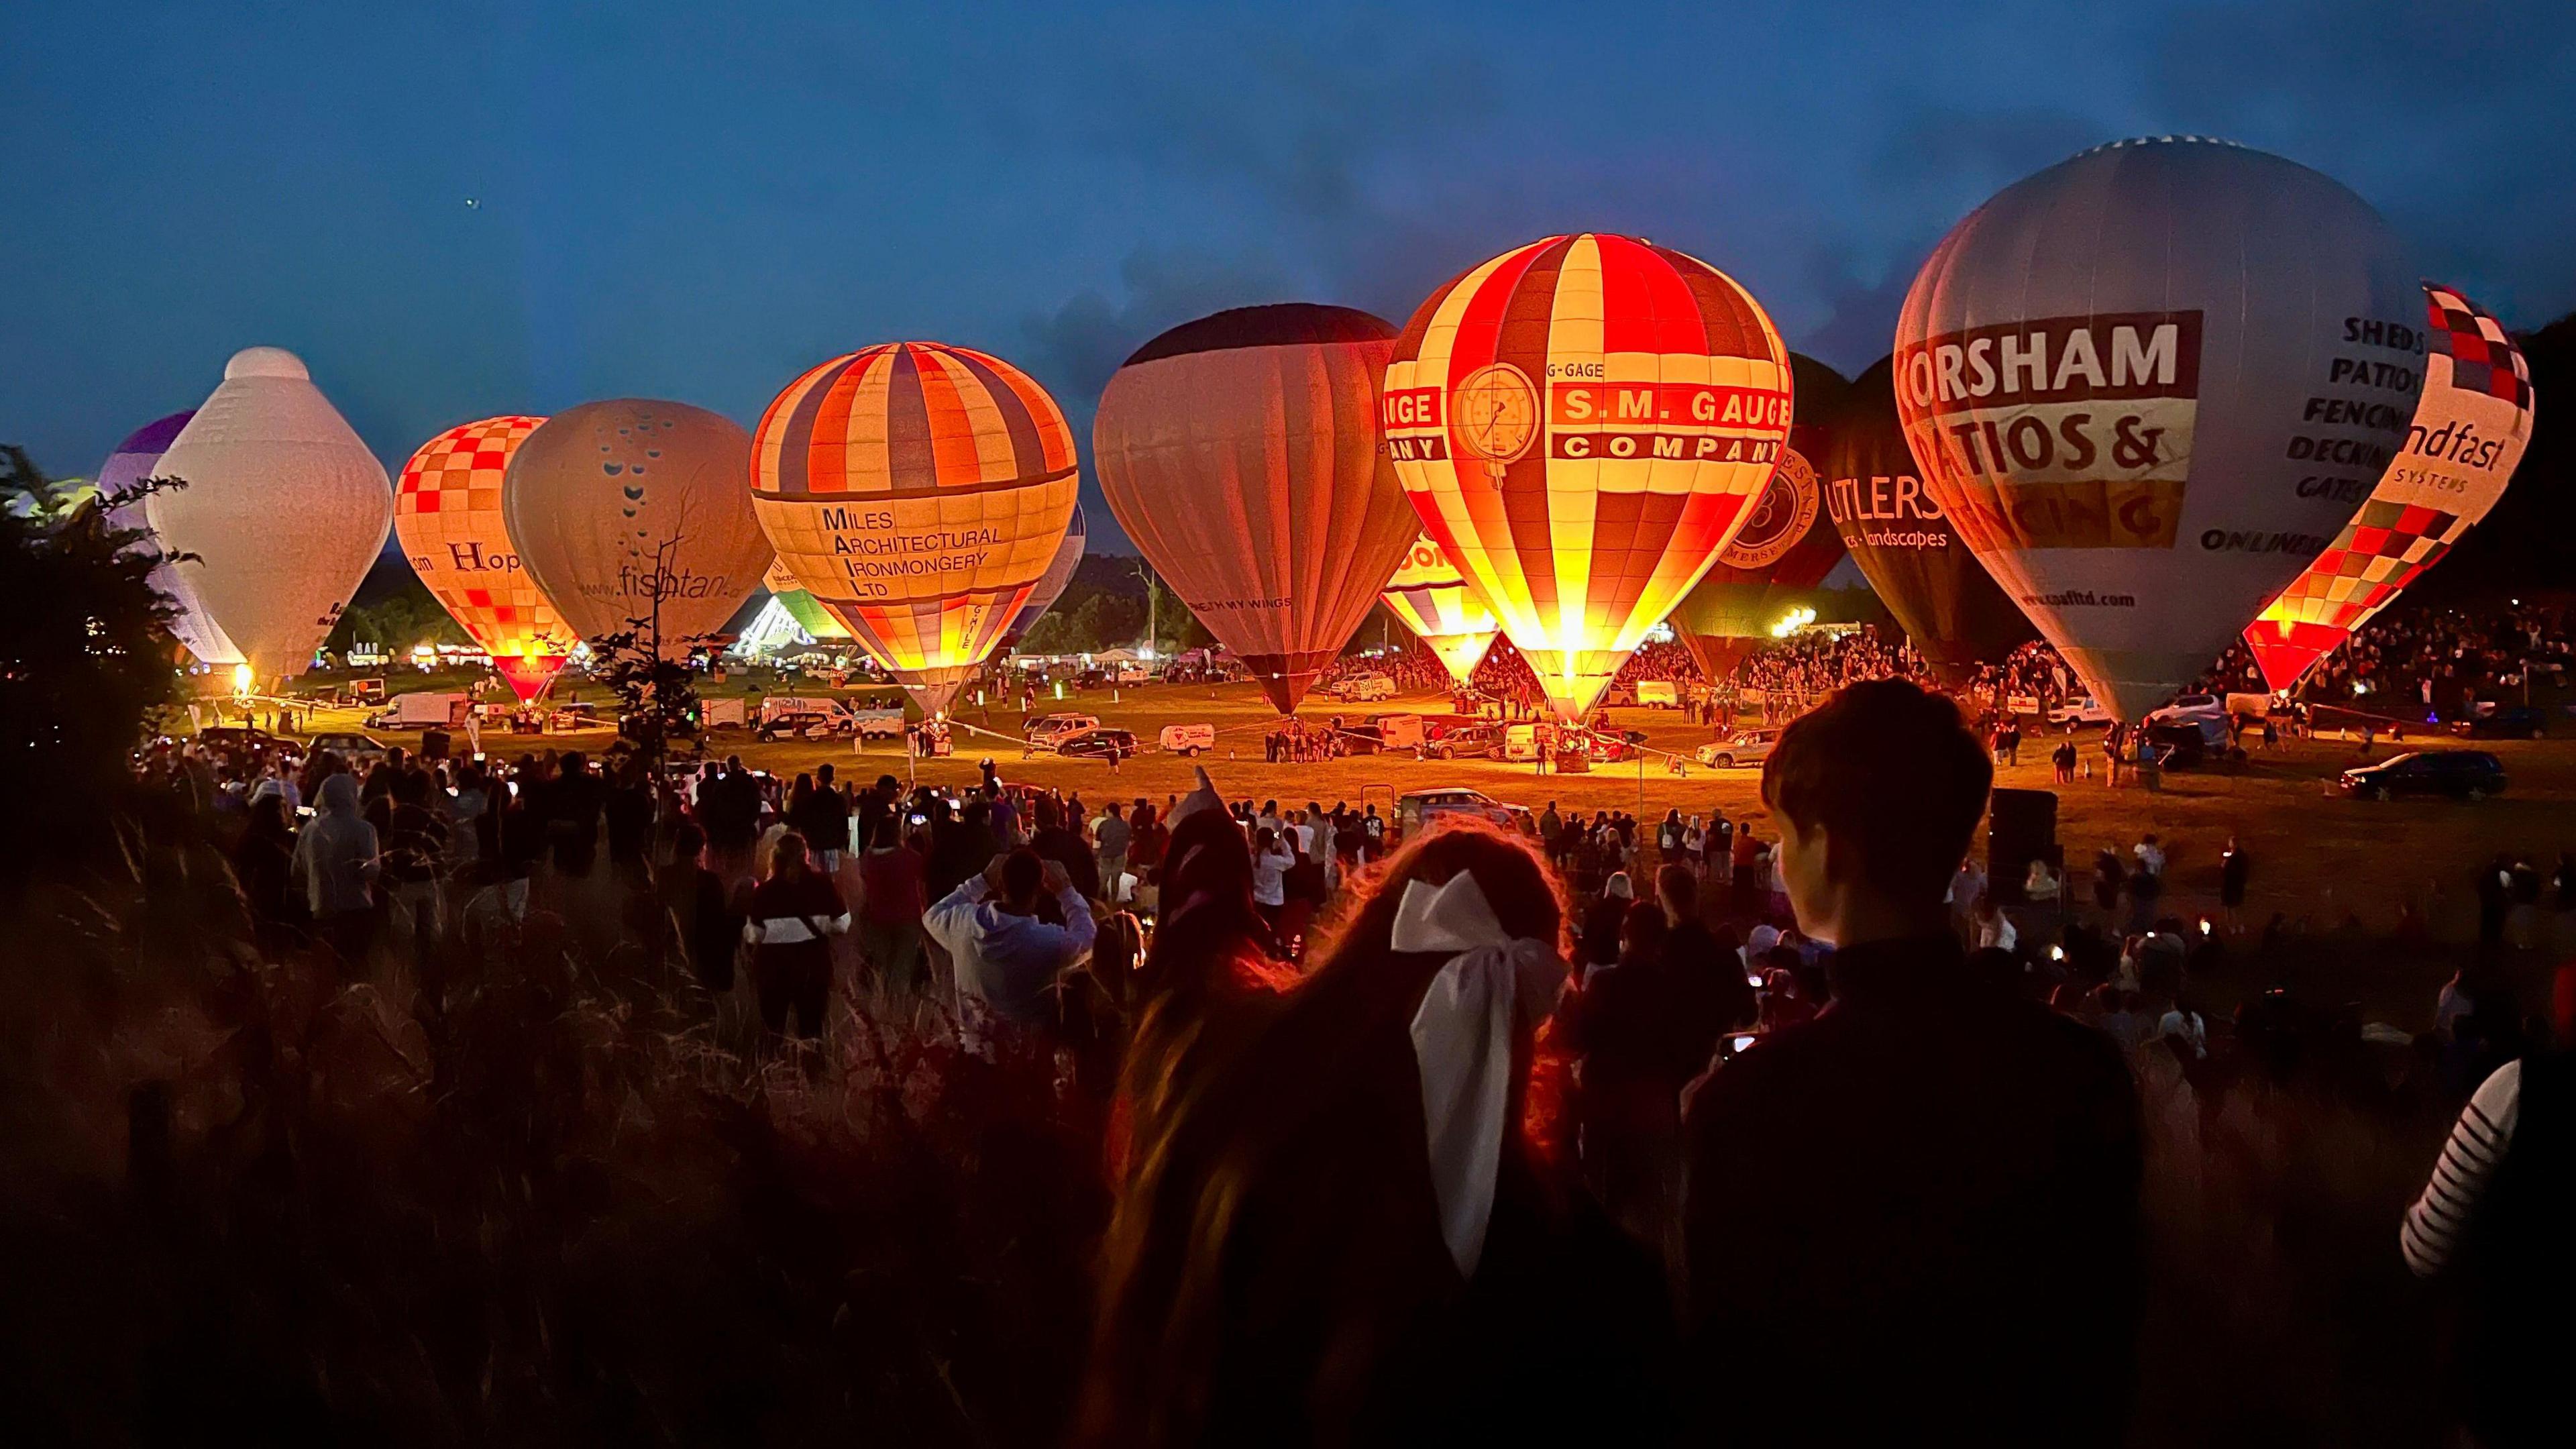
[1682,678,2142,1446]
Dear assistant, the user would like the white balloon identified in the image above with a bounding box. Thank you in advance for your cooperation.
[1895,138,2424,718]
[146,348,392,680]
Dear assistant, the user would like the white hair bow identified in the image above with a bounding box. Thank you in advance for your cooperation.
[1393,873,1566,1278]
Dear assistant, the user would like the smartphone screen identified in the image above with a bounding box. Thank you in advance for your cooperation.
[1730,1035,1756,1053]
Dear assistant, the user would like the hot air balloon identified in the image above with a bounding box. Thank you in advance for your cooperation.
[504,399,772,659]
[761,557,851,641]
[1380,532,1499,686]
[1006,503,1086,642]
[1668,354,1851,682]
[1383,235,1794,722]
[749,343,1078,715]
[394,416,574,702]
[2243,283,2536,692]
[1895,137,2423,720]
[1821,358,2036,682]
[1095,305,1421,714]
[97,410,244,667]
[145,348,393,684]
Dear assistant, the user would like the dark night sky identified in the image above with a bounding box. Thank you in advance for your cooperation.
[7,1,2570,553]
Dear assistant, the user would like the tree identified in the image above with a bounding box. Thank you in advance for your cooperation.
[582,533,704,767]
[0,447,183,877]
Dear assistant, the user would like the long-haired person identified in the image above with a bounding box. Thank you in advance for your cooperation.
[741,830,849,1042]
[1079,818,1670,1447]
[1681,678,2142,1446]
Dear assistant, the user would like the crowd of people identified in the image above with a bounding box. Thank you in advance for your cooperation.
[122,660,2576,1446]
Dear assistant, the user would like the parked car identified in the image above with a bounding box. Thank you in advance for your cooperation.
[2451,705,2547,740]
[1397,787,1534,836]
[2047,696,2116,729]
[1057,727,1138,761]
[1424,722,1504,760]
[2144,694,2229,745]
[1022,712,1100,749]
[1328,673,1397,702]
[307,731,392,766]
[757,710,851,743]
[1157,722,1216,757]
[1575,727,1650,763]
[1696,727,1781,769]
[2340,749,2508,801]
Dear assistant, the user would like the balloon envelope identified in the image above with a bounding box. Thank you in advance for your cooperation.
[99,410,241,667]
[1008,503,1087,641]
[761,558,851,641]
[504,399,771,658]
[145,348,392,681]
[394,416,572,701]
[2244,283,2536,691]
[1095,305,1421,714]
[1383,234,1794,721]
[1896,137,2423,719]
[1821,358,2036,682]
[750,343,1077,715]
[1381,531,1499,686]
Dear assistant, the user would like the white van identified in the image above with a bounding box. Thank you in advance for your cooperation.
[1158,722,1216,757]
[367,691,472,730]
[1330,673,1397,702]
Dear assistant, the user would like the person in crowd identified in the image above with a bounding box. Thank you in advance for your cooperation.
[1077,820,1670,1446]
[659,820,737,998]
[2219,835,2251,931]
[855,816,929,1004]
[2092,847,2125,922]
[926,845,1097,1032]
[380,767,448,977]
[290,771,380,972]
[1682,678,2143,1446]
[2400,967,2575,1449]
[1094,801,1130,904]
[1580,870,1633,981]
[1030,795,1102,902]
[741,830,849,1042]
[229,791,299,947]
[1248,826,1293,933]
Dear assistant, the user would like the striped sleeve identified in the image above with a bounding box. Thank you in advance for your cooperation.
[2401,1059,2522,1278]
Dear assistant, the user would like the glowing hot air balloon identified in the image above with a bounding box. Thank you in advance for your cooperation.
[1006,503,1086,643]
[1821,358,2035,682]
[2243,283,2536,692]
[1383,235,1794,722]
[146,348,393,682]
[504,400,772,658]
[1896,137,2422,720]
[761,557,851,641]
[98,410,241,667]
[1381,531,1499,687]
[1667,354,1851,682]
[750,343,1078,716]
[394,416,574,701]
[1095,305,1421,714]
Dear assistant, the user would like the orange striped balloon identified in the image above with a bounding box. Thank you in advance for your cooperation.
[394,415,572,701]
[1380,532,1498,686]
[1383,234,1793,721]
[750,342,1078,715]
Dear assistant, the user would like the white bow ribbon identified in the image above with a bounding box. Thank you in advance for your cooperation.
[1393,873,1564,1278]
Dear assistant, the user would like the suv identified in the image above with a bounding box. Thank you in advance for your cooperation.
[1696,727,1780,769]
[307,731,392,766]
[2341,749,2508,801]
[1022,713,1101,749]
[2451,706,2548,740]
[1057,727,1138,761]
[1425,722,1503,760]
[757,710,850,743]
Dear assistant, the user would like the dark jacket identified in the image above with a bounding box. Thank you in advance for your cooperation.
[1682,933,2143,1446]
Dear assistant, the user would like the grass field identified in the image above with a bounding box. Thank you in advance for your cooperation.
[221,665,2576,959]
